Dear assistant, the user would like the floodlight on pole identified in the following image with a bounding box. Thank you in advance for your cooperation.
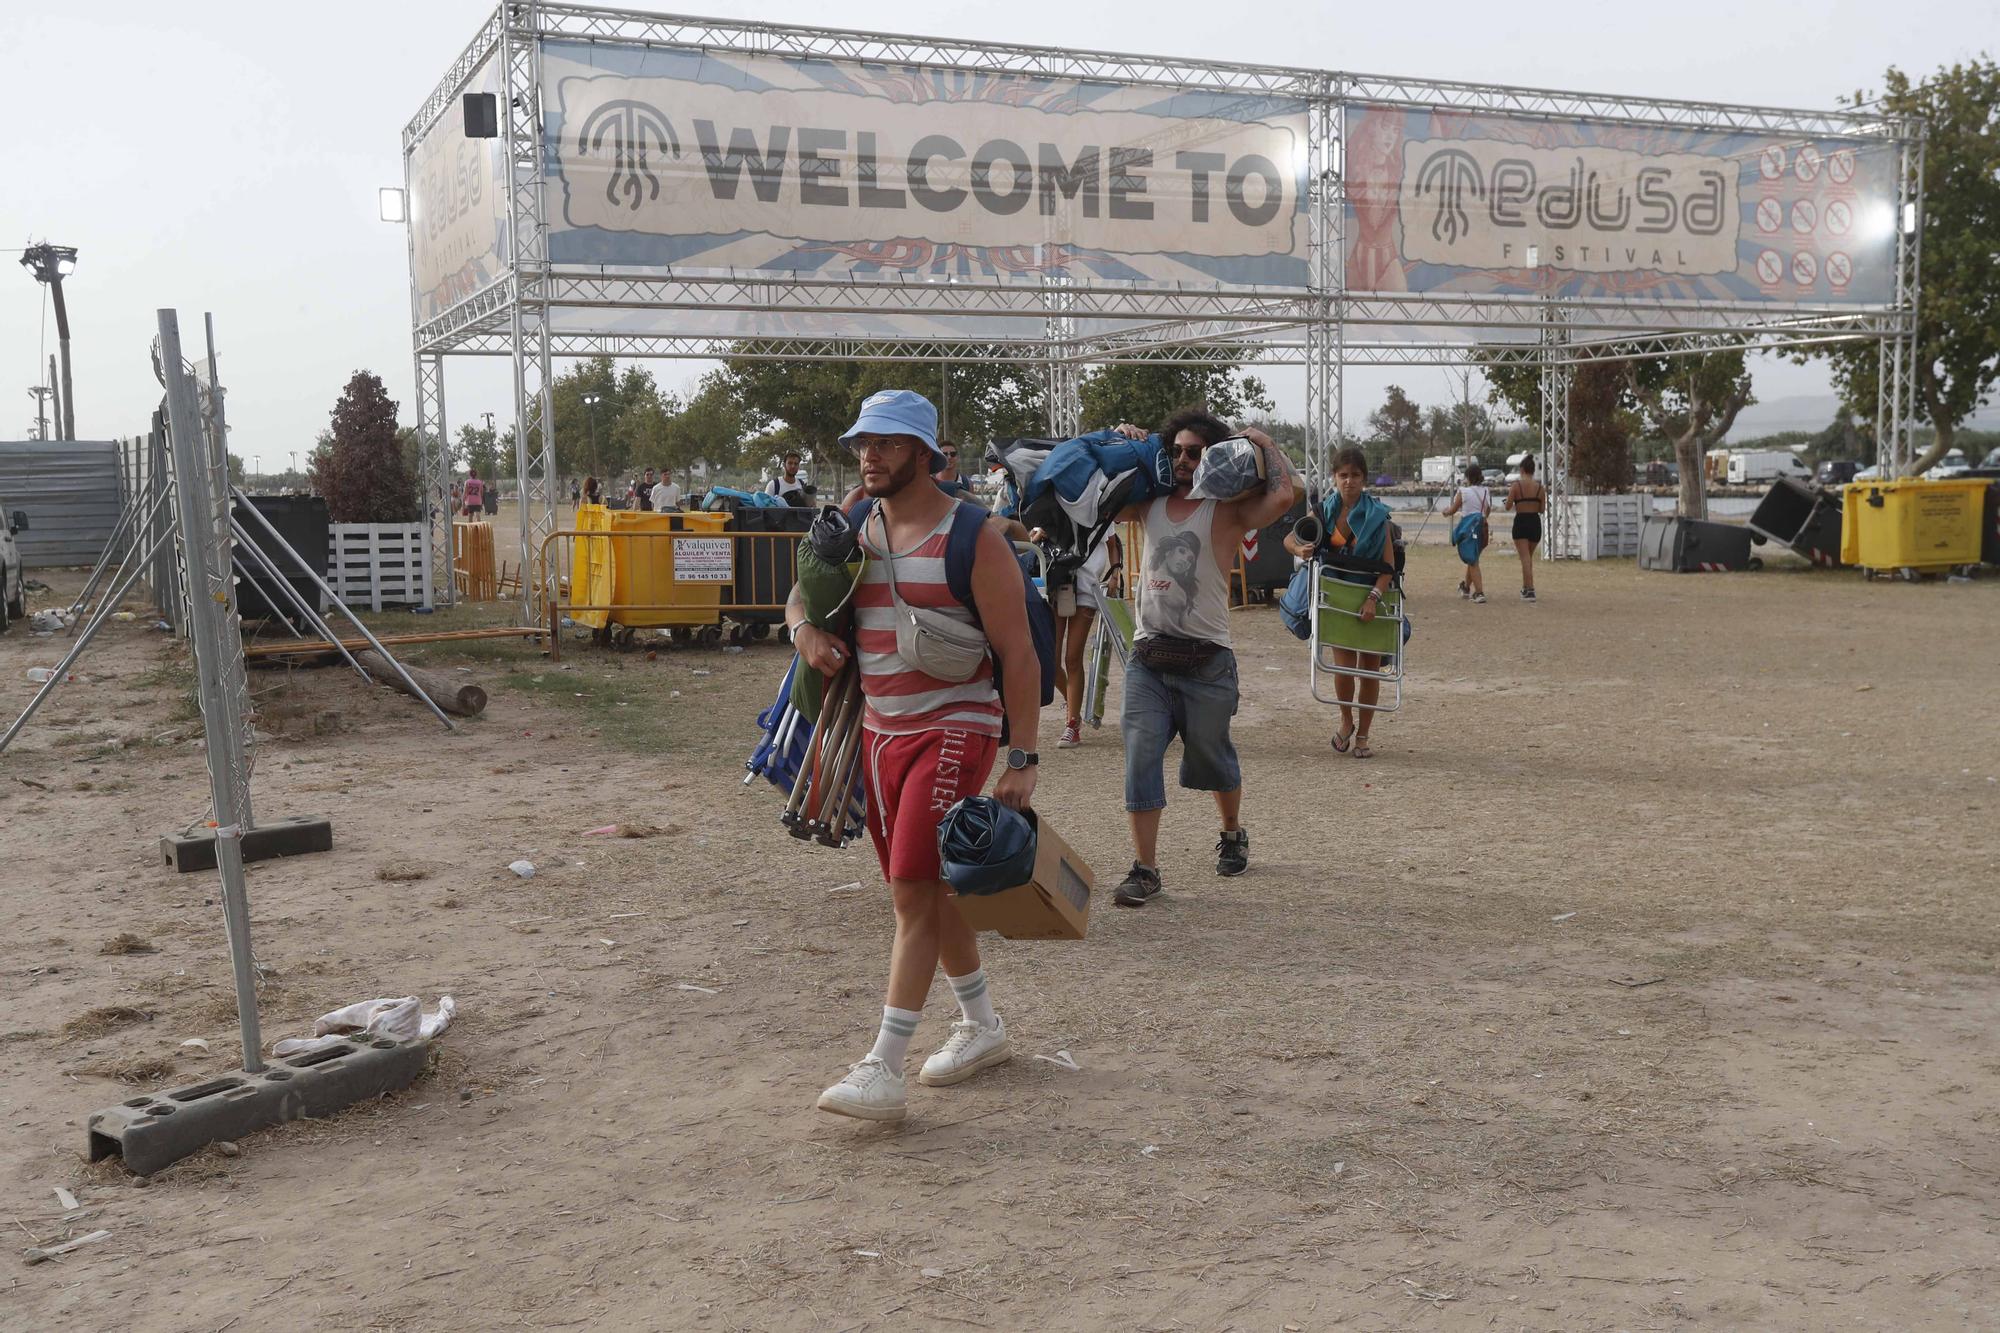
[379,187,408,223]
[582,393,603,476]
[20,242,78,439]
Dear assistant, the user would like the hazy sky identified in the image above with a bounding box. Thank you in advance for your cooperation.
[2,1,1987,469]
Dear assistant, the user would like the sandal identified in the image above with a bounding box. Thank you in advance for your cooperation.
[1330,726,1354,754]
[1353,734,1374,759]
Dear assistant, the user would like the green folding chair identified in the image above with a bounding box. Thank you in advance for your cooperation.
[1308,568,1404,713]
[1083,596,1136,728]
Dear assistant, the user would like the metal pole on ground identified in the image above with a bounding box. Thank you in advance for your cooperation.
[159,309,263,1073]
[231,486,455,731]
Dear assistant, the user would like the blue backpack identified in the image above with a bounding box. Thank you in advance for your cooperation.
[851,498,1057,709]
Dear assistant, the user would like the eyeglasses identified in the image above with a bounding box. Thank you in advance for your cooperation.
[1174,444,1206,460]
[846,435,913,457]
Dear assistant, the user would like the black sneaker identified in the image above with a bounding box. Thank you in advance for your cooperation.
[1216,829,1249,877]
[1522,588,1537,602]
[1113,863,1163,907]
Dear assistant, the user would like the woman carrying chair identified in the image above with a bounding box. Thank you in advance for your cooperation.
[1285,446,1396,758]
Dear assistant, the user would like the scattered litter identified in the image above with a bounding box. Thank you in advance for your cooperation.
[828,882,863,895]
[920,1267,945,1279]
[1550,912,1577,923]
[583,823,664,839]
[25,668,71,684]
[1854,683,1874,692]
[1332,1162,1346,1178]
[1032,1050,1081,1072]
[111,611,137,622]
[1616,1028,1632,1036]
[1139,1145,1159,1157]
[508,860,536,878]
[853,1249,880,1259]
[675,983,720,995]
[691,669,711,677]
[271,995,456,1056]
[722,646,745,655]
[52,1187,78,1212]
[1611,976,1666,989]
[28,610,69,633]
[731,919,749,927]
[670,690,682,699]
[597,938,617,948]
[605,911,646,920]
[179,1038,210,1053]
[23,1229,110,1266]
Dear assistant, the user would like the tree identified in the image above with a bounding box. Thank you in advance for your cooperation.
[1567,359,1638,495]
[310,371,417,523]
[664,371,750,473]
[722,356,867,473]
[1631,349,1752,516]
[1796,59,2000,476]
[1366,385,1426,480]
[457,422,504,479]
[1076,361,1273,433]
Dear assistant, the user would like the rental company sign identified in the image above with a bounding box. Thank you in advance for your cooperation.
[1343,105,1898,305]
[540,43,1309,285]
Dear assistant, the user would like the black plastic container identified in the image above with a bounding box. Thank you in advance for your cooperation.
[727,505,814,627]
[1241,497,1308,593]
[1639,515,1759,573]
[1747,478,1845,568]
[233,494,328,623]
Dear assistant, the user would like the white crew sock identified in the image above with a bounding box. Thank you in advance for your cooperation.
[947,969,999,1029]
[866,1006,921,1068]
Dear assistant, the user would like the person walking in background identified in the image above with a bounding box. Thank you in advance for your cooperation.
[636,467,658,511]
[1444,462,1492,603]
[786,389,1040,1124]
[460,469,485,519]
[1505,456,1545,602]
[1053,535,1114,750]
[1286,445,1396,758]
[936,440,977,499]
[768,451,809,505]
[570,478,581,507]
[1110,410,1297,905]
[650,467,682,513]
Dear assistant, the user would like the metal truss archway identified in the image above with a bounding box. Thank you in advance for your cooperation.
[404,5,1923,613]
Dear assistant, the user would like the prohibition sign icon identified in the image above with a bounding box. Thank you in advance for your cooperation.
[1791,199,1819,235]
[1828,149,1856,184]
[1826,252,1853,288]
[1794,145,1823,182]
[1759,145,1787,180]
[1756,249,1784,285]
[1825,199,1853,236]
[1755,198,1784,233]
[1792,251,1819,286]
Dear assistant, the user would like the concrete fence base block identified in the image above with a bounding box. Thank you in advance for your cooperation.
[160,815,333,873]
[87,1037,430,1176]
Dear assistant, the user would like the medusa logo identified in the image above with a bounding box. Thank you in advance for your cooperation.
[1413,148,1485,246]
[577,100,682,211]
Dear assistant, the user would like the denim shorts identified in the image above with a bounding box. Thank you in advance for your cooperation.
[1121,648,1241,811]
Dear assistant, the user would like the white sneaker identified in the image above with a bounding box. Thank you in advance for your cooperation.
[816,1056,907,1120]
[918,1018,1013,1087]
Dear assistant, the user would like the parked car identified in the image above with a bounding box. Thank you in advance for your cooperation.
[1638,460,1680,487]
[1816,459,1860,487]
[1923,449,1972,480]
[1852,464,1883,482]
[0,496,27,633]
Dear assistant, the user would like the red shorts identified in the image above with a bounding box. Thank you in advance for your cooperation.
[863,727,999,883]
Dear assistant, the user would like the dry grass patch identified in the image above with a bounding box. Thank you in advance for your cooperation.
[60,1005,156,1040]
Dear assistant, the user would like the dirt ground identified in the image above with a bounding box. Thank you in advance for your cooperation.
[2,543,1996,1332]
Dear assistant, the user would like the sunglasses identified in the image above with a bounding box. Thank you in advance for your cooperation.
[1174,444,1207,460]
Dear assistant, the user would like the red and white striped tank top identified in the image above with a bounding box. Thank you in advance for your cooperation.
[853,505,1004,738]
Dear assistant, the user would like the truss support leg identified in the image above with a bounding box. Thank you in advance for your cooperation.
[414,352,454,609]
[1539,306,1574,562]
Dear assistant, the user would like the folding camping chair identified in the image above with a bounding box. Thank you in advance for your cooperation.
[1082,595,1136,728]
[1307,566,1406,714]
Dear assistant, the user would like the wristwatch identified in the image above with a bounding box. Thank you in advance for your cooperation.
[1006,748,1039,770]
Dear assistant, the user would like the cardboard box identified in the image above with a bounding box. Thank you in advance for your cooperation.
[950,815,1093,940]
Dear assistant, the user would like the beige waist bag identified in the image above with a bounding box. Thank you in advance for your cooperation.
[873,510,990,682]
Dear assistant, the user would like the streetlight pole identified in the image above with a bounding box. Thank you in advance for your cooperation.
[581,393,603,478]
[20,244,78,440]
[29,385,51,441]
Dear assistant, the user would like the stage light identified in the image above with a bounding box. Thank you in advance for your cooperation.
[1901,202,1918,235]
[379,188,408,223]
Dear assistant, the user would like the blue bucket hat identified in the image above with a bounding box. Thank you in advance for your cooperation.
[840,389,944,470]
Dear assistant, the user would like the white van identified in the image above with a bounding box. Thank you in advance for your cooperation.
[1726,450,1812,485]
[0,492,27,633]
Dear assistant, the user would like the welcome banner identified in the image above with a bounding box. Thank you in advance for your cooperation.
[541,42,1311,288]
[1344,105,1898,305]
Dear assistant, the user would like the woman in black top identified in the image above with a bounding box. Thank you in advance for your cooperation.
[1504,456,1545,602]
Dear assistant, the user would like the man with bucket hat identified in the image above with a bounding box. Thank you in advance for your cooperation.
[785,389,1043,1122]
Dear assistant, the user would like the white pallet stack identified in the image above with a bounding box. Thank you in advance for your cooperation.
[328,522,433,611]
[1557,494,1652,560]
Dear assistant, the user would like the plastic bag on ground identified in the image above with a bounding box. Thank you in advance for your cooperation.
[271,995,456,1055]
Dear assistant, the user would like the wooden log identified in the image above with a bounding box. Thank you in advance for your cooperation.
[356,650,488,717]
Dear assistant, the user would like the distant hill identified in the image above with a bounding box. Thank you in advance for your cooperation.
[1731,393,2000,438]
